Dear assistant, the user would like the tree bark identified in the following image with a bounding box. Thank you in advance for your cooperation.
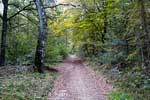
[34,0,47,73]
[0,0,9,66]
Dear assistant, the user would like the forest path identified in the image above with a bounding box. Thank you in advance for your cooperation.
[48,55,113,100]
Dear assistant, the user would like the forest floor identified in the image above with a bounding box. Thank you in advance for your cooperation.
[0,65,58,100]
[48,55,113,100]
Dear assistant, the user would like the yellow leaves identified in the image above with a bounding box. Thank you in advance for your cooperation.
[64,21,74,28]
[48,0,122,45]
[51,18,74,35]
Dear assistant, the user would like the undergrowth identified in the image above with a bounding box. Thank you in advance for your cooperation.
[0,66,58,100]
[87,61,150,100]
[109,90,133,100]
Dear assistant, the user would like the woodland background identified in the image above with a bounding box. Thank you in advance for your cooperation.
[0,0,150,100]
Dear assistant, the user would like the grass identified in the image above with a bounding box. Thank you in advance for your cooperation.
[0,66,58,100]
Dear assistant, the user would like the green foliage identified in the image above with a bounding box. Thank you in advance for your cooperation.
[45,34,69,63]
[58,45,69,59]
[0,0,150,99]
[109,90,133,100]
[0,73,57,100]
[49,3,150,100]
[1,4,70,65]
[126,51,138,62]
[89,61,150,100]
[116,67,150,100]
[6,32,36,64]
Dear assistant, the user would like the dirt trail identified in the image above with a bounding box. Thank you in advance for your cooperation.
[48,56,113,100]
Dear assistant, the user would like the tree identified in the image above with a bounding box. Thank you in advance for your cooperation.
[0,0,33,66]
[0,0,9,66]
[34,0,48,73]
[139,0,150,62]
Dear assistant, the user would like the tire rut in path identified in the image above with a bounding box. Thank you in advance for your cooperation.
[48,57,113,100]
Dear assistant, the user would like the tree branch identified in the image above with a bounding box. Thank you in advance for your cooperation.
[44,3,77,8]
[7,2,33,20]
[25,3,77,10]
[19,13,38,25]
[7,2,77,21]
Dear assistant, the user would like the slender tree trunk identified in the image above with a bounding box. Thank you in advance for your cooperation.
[101,0,107,53]
[103,6,107,44]
[139,0,150,60]
[34,0,47,73]
[0,0,8,66]
[101,0,107,44]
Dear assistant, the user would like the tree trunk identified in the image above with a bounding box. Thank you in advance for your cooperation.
[101,0,107,52]
[139,0,150,61]
[0,0,8,66]
[34,0,47,73]
[100,0,107,44]
[103,5,107,44]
